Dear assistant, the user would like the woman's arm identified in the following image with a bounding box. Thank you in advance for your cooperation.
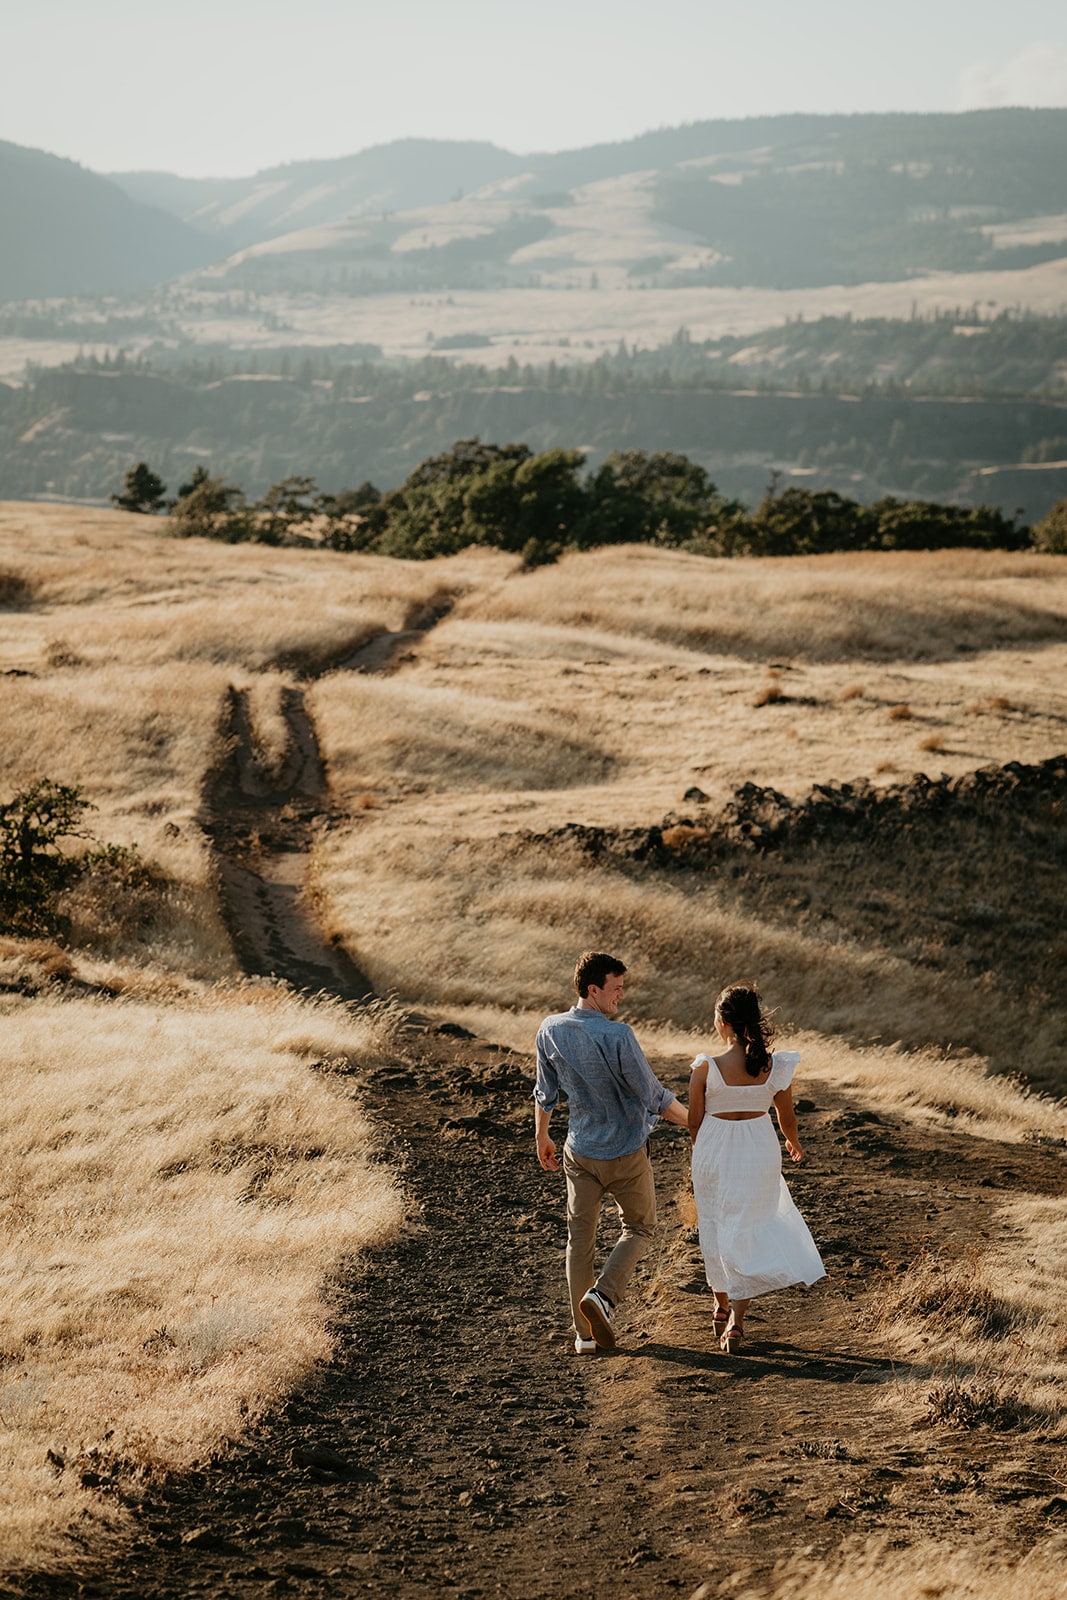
[688,1060,708,1144]
[772,1085,803,1163]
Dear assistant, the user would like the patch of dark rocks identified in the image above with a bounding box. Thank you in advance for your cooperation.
[514,754,1067,867]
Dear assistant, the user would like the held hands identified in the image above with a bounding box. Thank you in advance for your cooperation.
[785,1140,803,1164]
[537,1138,560,1173]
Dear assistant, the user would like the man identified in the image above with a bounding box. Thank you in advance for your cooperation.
[534,951,688,1353]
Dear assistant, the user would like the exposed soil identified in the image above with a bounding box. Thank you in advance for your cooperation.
[9,644,1066,1600]
[200,683,372,1000]
[13,1033,1066,1600]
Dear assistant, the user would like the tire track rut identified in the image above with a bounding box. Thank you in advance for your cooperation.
[202,683,373,1000]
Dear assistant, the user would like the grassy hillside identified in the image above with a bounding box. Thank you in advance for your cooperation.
[1,505,1065,1585]
[105,110,1067,293]
[303,545,1067,1085]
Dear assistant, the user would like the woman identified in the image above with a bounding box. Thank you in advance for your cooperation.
[689,983,824,1352]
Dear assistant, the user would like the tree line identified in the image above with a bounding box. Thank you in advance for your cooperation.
[112,440,1062,566]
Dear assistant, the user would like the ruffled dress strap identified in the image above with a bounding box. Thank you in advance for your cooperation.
[770,1050,801,1090]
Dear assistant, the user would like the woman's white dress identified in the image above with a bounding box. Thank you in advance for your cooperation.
[691,1050,825,1299]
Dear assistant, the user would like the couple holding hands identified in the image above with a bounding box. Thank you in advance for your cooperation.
[534,951,824,1354]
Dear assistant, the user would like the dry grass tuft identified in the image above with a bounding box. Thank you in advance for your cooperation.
[754,682,787,706]
[888,703,913,720]
[989,695,1015,712]
[660,824,711,850]
[738,1534,1067,1600]
[879,1247,1024,1340]
[925,1373,1030,1431]
[840,683,865,700]
[0,985,405,1572]
[919,732,946,752]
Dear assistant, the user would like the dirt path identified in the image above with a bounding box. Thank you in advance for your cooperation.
[201,683,373,1000]
[13,639,1066,1598]
[16,1038,1065,1600]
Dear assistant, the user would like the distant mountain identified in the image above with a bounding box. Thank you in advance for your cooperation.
[109,140,523,251]
[0,140,217,302]
[141,109,1067,297]
[9,110,1067,304]
[103,112,1067,291]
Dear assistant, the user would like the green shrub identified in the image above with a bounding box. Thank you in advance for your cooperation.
[1032,497,1067,553]
[0,779,94,934]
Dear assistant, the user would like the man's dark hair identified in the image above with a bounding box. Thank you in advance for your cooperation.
[573,951,627,998]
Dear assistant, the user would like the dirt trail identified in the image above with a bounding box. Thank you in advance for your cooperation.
[16,1041,1065,1600]
[201,684,373,1000]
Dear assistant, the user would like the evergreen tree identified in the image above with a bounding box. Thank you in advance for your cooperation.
[110,462,167,514]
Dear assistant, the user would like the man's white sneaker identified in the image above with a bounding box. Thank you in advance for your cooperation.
[579,1287,616,1349]
[574,1336,597,1354]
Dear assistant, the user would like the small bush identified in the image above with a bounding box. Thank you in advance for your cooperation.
[840,684,864,701]
[1031,495,1067,554]
[888,703,912,721]
[919,733,945,752]
[0,779,95,934]
[0,569,34,609]
[54,847,169,954]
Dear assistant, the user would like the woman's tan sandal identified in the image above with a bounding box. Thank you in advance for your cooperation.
[720,1323,746,1354]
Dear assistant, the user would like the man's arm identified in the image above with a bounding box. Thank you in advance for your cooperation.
[660,1096,689,1127]
[534,1102,559,1171]
[616,1027,687,1126]
[533,1028,561,1171]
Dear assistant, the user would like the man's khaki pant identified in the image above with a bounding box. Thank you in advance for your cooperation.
[563,1143,657,1338]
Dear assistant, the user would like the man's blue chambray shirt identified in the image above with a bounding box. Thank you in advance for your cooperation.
[534,1006,675,1160]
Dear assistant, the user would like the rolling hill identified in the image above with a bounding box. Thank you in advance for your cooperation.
[108,110,1067,294]
[0,139,216,302]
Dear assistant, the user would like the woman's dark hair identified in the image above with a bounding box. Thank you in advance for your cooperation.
[716,983,774,1077]
[574,950,627,997]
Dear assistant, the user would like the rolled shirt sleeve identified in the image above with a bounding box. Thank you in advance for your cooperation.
[534,1033,560,1112]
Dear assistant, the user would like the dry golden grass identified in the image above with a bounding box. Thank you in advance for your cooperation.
[455,545,1067,663]
[311,673,611,795]
[737,1535,1067,1600]
[864,1194,1067,1448]
[0,980,404,1573]
[0,502,493,674]
[0,504,508,970]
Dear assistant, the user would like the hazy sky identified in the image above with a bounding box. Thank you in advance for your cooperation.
[4,0,1067,177]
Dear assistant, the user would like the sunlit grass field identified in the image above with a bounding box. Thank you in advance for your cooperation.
[2,503,1066,1585]
[0,973,403,1571]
